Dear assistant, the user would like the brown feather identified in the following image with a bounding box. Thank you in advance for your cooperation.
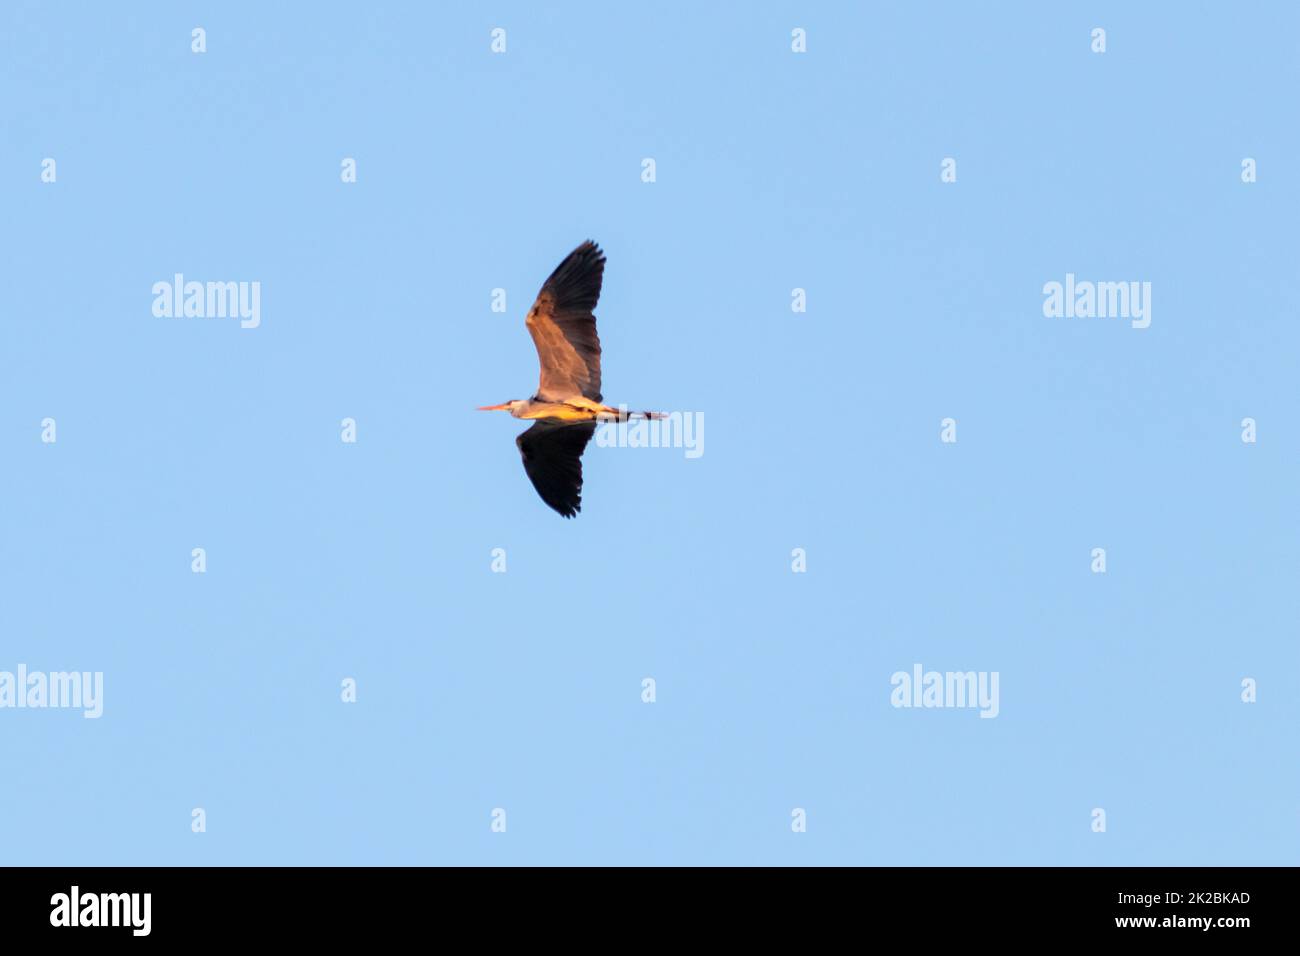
[525,241,605,402]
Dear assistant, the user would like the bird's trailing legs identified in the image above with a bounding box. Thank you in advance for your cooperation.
[596,406,667,423]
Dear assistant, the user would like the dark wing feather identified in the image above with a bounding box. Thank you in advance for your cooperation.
[525,241,604,402]
[515,421,598,518]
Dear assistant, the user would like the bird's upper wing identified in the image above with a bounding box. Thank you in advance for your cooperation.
[515,420,598,518]
[525,241,604,402]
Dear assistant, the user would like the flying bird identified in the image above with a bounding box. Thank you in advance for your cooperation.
[478,241,662,517]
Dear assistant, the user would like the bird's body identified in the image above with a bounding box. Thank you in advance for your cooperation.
[494,396,619,422]
[478,241,661,517]
[490,396,657,423]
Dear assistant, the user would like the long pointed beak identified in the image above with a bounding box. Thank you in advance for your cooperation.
[477,403,511,411]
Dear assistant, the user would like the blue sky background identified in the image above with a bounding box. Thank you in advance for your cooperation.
[2,2,1297,865]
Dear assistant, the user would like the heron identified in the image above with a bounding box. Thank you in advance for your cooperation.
[478,241,662,517]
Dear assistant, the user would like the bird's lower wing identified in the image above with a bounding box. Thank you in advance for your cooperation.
[515,421,598,517]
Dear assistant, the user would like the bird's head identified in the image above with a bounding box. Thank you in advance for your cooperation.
[477,400,523,416]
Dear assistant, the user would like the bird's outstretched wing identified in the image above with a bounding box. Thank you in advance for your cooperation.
[515,421,598,518]
[526,241,604,403]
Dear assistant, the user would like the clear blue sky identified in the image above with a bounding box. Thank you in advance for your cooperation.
[2,2,1297,865]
